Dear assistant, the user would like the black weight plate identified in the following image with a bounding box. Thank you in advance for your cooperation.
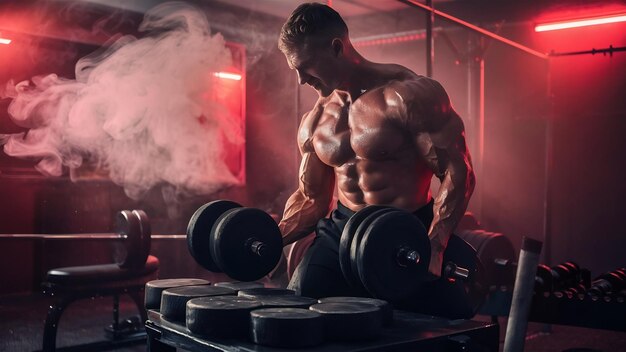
[160,285,236,322]
[237,288,295,299]
[456,229,482,252]
[186,296,262,338]
[211,207,282,281]
[250,308,325,348]
[350,208,396,291]
[257,295,317,309]
[339,205,391,290]
[132,209,151,269]
[535,264,553,292]
[309,302,383,341]
[475,231,496,255]
[317,296,393,326]
[113,210,142,268]
[357,210,430,301]
[187,200,242,272]
[145,278,210,310]
[479,233,516,287]
[213,281,265,291]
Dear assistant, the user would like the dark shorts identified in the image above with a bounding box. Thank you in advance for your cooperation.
[288,200,435,298]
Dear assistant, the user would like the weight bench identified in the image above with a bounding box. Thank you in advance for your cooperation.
[40,255,159,351]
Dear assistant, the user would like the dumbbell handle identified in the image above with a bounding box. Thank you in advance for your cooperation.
[396,246,421,267]
[396,246,470,281]
[444,262,470,281]
[245,237,267,257]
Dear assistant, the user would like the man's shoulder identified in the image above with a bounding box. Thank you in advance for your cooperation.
[297,101,325,153]
[381,72,449,106]
[369,69,455,131]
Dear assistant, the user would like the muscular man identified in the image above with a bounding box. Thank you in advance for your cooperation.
[277,3,475,298]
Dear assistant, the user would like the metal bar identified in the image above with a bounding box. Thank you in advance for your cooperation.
[398,0,549,59]
[0,234,186,239]
[425,0,434,77]
[549,45,626,57]
[542,59,554,267]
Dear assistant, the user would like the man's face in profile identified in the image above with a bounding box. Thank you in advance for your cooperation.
[284,39,340,97]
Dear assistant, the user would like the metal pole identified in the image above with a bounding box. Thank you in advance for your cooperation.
[466,36,485,217]
[504,236,543,352]
[425,0,434,78]
[542,59,553,267]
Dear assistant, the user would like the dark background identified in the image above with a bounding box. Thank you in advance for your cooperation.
[1,0,625,295]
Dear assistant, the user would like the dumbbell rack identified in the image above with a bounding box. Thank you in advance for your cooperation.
[145,309,499,351]
[480,289,626,331]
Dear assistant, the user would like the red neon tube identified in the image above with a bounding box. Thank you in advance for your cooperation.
[535,13,626,32]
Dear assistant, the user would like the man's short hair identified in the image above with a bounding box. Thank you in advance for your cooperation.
[278,3,348,53]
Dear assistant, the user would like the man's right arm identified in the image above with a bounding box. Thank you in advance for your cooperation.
[279,145,335,246]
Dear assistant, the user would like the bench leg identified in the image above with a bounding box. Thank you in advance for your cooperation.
[42,296,74,352]
[128,290,148,323]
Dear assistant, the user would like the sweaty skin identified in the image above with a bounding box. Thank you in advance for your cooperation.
[279,61,475,278]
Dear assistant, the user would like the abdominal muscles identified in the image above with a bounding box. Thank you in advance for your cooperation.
[336,155,434,212]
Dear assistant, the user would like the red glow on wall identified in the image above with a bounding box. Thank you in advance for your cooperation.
[533,4,626,54]
[535,13,626,32]
[212,43,246,184]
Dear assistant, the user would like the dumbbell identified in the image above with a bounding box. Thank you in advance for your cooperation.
[186,200,282,282]
[338,206,486,315]
[534,264,553,292]
[588,267,626,298]
[550,261,581,291]
[457,229,517,287]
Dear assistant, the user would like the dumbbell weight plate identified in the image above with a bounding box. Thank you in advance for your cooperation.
[357,210,430,301]
[211,207,282,282]
[113,210,143,268]
[478,232,516,287]
[350,208,397,293]
[339,205,391,290]
[187,200,243,272]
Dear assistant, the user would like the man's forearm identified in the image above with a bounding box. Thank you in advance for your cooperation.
[279,190,331,246]
[429,161,475,250]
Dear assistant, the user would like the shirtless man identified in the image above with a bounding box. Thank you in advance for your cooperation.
[277,3,475,298]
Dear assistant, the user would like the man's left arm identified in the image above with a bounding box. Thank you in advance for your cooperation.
[427,109,476,277]
[403,77,476,278]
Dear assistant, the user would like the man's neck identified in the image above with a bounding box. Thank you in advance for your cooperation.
[337,60,377,101]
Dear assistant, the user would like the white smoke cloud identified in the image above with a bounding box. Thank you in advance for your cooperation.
[1,2,244,199]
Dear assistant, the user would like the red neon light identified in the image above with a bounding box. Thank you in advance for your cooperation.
[355,33,426,47]
[214,72,242,80]
[535,13,626,32]
[0,38,11,45]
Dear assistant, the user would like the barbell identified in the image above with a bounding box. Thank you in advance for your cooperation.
[0,210,156,269]
[0,210,160,269]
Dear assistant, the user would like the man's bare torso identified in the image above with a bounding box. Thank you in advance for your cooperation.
[298,65,442,212]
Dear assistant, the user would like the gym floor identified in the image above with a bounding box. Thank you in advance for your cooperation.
[1,292,624,352]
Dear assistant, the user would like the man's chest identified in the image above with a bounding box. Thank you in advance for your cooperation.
[309,97,411,166]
